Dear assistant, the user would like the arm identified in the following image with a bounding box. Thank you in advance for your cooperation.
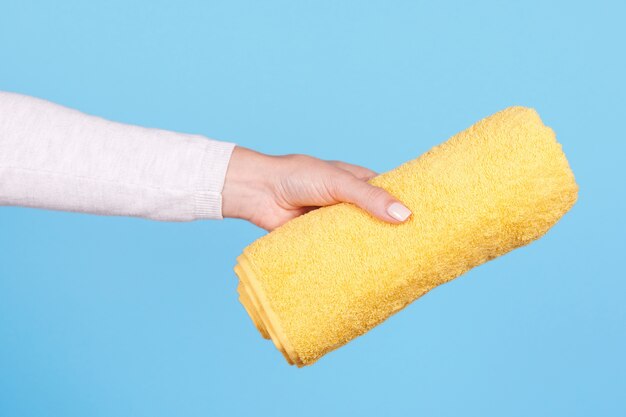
[0,91,235,221]
[0,91,411,229]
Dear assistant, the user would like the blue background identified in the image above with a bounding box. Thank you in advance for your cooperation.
[1,1,624,416]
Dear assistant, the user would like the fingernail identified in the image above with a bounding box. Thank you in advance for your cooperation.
[387,202,412,222]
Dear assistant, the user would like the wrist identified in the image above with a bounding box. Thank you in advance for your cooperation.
[222,146,275,221]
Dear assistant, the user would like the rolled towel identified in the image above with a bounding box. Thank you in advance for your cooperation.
[234,107,578,367]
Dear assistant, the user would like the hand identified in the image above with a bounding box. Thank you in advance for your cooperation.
[222,146,412,231]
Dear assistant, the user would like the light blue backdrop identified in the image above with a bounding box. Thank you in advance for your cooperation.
[1,1,624,416]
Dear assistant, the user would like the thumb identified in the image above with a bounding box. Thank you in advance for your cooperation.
[331,175,412,223]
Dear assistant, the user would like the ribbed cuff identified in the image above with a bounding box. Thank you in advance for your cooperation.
[194,139,236,220]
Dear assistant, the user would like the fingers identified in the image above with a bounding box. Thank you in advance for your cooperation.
[327,160,378,181]
[330,174,412,224]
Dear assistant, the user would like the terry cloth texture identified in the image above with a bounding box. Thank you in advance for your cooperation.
[234,107,578,367]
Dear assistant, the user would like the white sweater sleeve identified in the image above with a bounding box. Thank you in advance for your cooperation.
[0,91,236,221]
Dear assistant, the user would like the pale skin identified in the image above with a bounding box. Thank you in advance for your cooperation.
[222,146,413,231]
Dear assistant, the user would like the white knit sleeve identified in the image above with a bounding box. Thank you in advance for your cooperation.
[0,91,236,221]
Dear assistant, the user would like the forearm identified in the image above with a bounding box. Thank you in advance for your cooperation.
[0,91,235,221]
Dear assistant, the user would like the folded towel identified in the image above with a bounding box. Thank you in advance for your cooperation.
[234,107,578,367]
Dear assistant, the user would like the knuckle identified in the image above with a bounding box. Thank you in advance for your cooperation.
[286,153,312,164]
[326,174,347,199]
[364,186,387,206]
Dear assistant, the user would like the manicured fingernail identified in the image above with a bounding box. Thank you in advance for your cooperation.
[387,202,412,222]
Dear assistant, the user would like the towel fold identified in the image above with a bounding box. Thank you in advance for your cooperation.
[234,107,578,367]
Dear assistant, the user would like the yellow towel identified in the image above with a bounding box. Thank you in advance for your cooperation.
[234,106,578,367]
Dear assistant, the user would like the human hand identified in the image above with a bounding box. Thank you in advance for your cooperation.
[222,146,412,231]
